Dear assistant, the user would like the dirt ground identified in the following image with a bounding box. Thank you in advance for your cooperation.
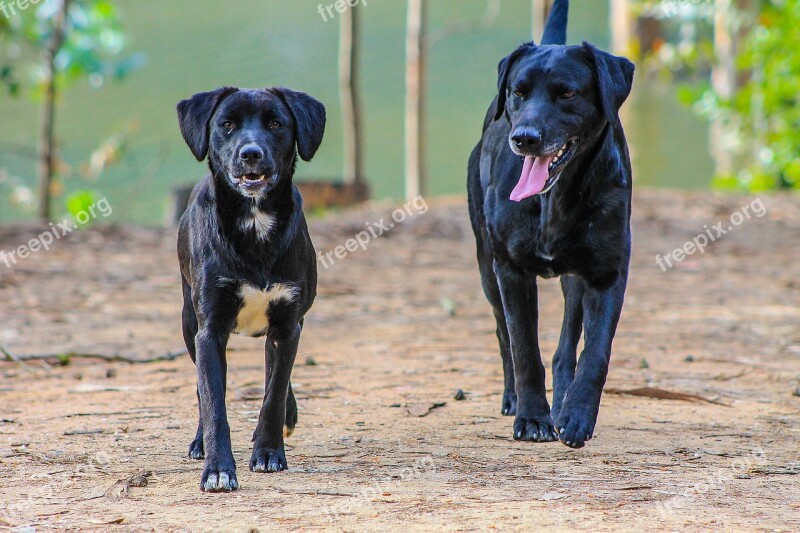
[0,189,798,532]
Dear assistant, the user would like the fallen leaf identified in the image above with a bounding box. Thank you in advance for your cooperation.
[89,518,125,525]
[604,387,729,406]
[105,470,153,500]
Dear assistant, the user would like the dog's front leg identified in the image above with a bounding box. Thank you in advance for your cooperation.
[550,275,586,421]
[195,328,238,492]
[250,323,301,473]
[555,273,627,448]
[494,260,557,442]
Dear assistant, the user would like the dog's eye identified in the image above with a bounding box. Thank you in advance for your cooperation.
[222,121,235,132]
[560,91,576,99]
[513,89,525,98]
[268,120,282,130]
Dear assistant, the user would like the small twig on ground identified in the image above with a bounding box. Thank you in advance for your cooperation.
[749,465,800,476]
[64,429,105,436]
[0,344,32,369]
[1,345,186,365]
[272,487,355,498]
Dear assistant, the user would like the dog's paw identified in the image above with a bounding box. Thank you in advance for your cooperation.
[554,406,596,449]
[501,391,518,416]
[249,447,287,473]
[188,437,205,460]
[201,466,239,492]
[513,414,558,442]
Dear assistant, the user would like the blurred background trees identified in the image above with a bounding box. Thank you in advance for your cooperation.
[0,0,142,222]
[626,0,799,191]
[0,0,796,225]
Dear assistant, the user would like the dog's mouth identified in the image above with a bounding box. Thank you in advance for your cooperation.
[229,172,277,194]
[510,138,578,202]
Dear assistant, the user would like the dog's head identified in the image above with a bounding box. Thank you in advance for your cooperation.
[177,87,326,198]
[494,42,634,201]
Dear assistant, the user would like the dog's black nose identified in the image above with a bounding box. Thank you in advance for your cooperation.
[511,129,542,150]
[239,144,264,162]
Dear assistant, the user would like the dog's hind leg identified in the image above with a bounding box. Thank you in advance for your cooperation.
[480,257,517,416]
[551,275,585,421]
[284,382,298,437]
[181,277,204,460]
[250,323,301,473]
[494,310,516,416]
[283,317,304,437]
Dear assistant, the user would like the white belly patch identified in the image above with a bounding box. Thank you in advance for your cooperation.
[234,282,297,336]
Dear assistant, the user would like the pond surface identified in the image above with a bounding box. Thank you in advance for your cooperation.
[0,0,712,224]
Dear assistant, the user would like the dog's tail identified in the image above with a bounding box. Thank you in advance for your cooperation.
[541,0,568,45]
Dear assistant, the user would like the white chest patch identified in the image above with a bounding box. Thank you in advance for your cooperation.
[234,282,298,337]
[240,208,275,240]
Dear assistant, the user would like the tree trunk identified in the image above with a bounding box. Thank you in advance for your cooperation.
[610,0,633,55]
[339,2,365,197]
[404,0,427,200]
[37,0,69,222]
[531,0,553,40]
[710,0,755,178]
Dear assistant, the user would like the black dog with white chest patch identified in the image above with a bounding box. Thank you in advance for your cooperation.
[176,86,324,491]
[467,0,634,448]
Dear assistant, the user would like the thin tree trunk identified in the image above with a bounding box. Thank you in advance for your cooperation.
[531,0,553,40]
[609,0,633,55]
[38,0,69,222]
[339,3,365,196]
[710,0,755,178]
[404,0,427,200]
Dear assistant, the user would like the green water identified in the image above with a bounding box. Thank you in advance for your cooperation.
[0,0,712,224]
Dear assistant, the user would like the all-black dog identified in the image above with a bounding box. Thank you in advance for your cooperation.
[467,0,634,448]
[176,86,325,491]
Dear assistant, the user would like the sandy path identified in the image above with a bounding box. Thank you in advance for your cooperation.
[0,190,798,532]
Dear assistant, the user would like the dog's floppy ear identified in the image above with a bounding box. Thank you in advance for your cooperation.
[177,87,239,161]
[272,88,327,162]
[494,42,536,121]
[582,43,634,126]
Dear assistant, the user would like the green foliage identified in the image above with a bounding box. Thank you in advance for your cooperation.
[723,0,800,190]
[0,0,143,216]
[65,189,97,225]
[642,0,800,191]
[0,0,143,94]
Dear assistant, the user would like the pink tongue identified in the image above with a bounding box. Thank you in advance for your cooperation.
[510,156,553,202]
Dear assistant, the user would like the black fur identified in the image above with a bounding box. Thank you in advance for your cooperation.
[467,0,635,448]
[176,86,325,491]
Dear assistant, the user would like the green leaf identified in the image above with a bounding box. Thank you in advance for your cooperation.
[66,190,98,226]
